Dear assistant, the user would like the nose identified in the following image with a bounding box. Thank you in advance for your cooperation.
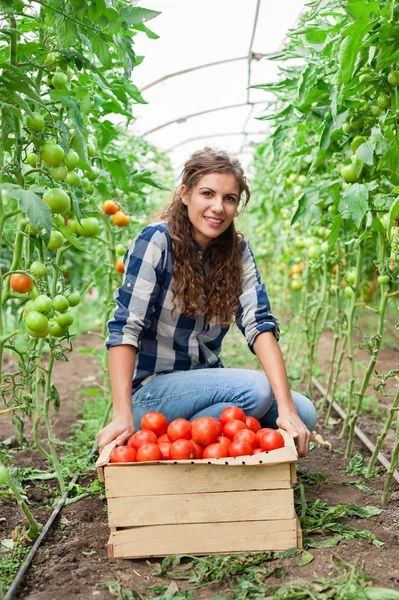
[210,195,224,214]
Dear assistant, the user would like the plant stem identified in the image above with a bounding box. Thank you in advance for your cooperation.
[6,473,42,539]
[367,386,399,477]
[382,411,399,505]
[32,338,49,459]
[43,349,65,494]
[325,335,347,425]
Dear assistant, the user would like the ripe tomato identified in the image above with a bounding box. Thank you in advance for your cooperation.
[259,430,285,451]
[233,429,259,450]
[191,417,220,446]
[10,273,33,294]
[228,439,253,458]
[203,443,229,459]
[158,440,171,460]
[223,419,247,440]
[190,440,205,459]
[141,411,168,436]
[245,416,261,433]
[169,439,195,460]
[253,448,263,454]
[116,259,124,274]
[157,433,170,443]
[127,429,157,450]
[103,200,119,215]
[167,418,192,442]
[110,446,136,463]
[43,188,71,214]
[217,436,231,448]
[113,210,130,227]
[220,406,246,426]
[256,428,273,443]
[136,443,162,462]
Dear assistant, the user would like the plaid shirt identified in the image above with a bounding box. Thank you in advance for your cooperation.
[106,221,280,392]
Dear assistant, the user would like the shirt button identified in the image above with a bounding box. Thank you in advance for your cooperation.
[127,282,131,288]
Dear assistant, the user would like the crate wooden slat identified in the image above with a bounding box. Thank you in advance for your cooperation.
[108,519,298,559]
[107,488,295,527]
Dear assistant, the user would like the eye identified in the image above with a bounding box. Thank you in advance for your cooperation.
[202,191,212,197]
[226,196,236,202]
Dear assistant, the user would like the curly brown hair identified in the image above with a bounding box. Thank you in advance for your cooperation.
[158,147,251,327]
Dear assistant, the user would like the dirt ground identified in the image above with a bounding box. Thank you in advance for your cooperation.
[1,331,398,600]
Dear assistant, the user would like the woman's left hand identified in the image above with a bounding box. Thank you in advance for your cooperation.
[276,411,311,457]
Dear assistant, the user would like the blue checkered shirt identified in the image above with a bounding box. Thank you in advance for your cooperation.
[106,221,280,392]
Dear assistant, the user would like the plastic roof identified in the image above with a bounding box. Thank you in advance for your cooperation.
[132,0,305,173]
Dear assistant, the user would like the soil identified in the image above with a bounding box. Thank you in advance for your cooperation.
[1,331,399,600]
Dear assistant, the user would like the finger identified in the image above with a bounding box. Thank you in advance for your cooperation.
[116,430,130,446]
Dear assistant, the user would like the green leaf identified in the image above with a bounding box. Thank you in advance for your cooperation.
[105,159,128,192]
[131,171,170,191]
[1,183,52,234]
[297,550,314,566]
[341,183,369,228]
[132,23,160,39]
[119,6,161,26]
[125,83,148,104]
[56,14,77,47]
[365,588,399,599]
[388,196,399,238]
[356,141,375,166]
[91,34,112,69]
[327,214,342,252]
[379,132,399,176]
[57,224,87,252]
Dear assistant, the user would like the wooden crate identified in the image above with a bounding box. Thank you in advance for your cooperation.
[96,430,302,559]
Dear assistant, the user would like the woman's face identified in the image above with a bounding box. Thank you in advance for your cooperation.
[181,172,240,251]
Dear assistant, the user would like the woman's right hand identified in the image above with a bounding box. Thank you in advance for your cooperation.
[97,417,135,453]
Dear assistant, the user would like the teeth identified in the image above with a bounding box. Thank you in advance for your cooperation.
[205,217,222,224]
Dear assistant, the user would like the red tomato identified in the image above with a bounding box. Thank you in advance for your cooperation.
[245,416,261,433]
[158,440,171,460]
[217,436,231,448]
[190,440,205,459]
[253,448,263,454]
[128,430,157,450]
[136,443,162,462]
[169,439,195,460]
[233,429,259,450]
[141,411,168,436]
[203,443,229,459]
[259,430,285,451]
[110,446,136,463]
[220,406,246,426]
[191,417,220,446]
[256,428,273,443]
[167,418,192,442]
[157,433,170,443]
[223,419,247,440]
[228,439,253,458]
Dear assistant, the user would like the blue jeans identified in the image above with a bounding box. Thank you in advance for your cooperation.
[132,368,317,432]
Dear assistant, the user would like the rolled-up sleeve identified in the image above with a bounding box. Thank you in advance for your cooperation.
[235,239,280,354]
[106,226,166,349]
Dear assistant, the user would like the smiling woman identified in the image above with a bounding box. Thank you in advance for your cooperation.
[97,147,316,457]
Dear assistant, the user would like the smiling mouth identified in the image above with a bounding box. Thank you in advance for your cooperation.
[204,217,224,224]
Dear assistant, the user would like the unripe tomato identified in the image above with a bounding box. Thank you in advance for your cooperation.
[44,51,59,69]
[50,165,68,181]
[377,93,390,109]
[297,174,307,186]
[76,217,100,238]
[378,275,390,285]
[388,70,399,87]
[115,243,126,256]
[67,219,79,234]
[41,142,64,167]
[34,295,53,313]
[65,171,81,186]
[30,261,47,278]
[308,245,321,259]
[56,311,74,328]
[115,259,124,273]
[359,102,369,113]
[349,117,363,131]
[103,200,119,215]
[346,269,356,285]
[25,310,49,332]
[344,286,354,299]
[84,168,98,181]
[340,165,359,183]
[24,300,36,314]
[63,150,79,170]
[0,464,9,485]
[47,230,64,249]
[43,188,71,214]
[26,153,37,167]
[52,72,68,89]
[87,142,96,158]
[380,214,390,230]
[50,323,69,338]
[351,136,366,154]
[66,291,80,307]
[328,205,338,214]
[10,273,33,293]
[26,112,44,132]
[27,325,50,338]
[342,122,353,134]
[372,105,383,116]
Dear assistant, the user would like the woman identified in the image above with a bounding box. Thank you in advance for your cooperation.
[97,148,316,456]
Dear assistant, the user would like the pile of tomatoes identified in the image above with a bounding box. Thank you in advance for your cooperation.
[109,406,285,463]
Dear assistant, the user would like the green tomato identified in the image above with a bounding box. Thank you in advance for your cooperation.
[25,310,49,333]
[346,269,356,285]
[0,464,9,485]
[50,165,68,181]
[41,142,64,167]
[297,175,307,186]
[65,171,82,186]
[30,261,47,278]
[53,295,69,312]
[342,122,353,134]
[83,168,98,181]
[377,93,390,109]
[341,165,359,183]
[44,52,59,70]
[63,150,79,170]
[372,105,383,116]
[34,295,53,313]
[344,286,354,299]
[359,102,369,113]
[328,205,338,214]
[351,136,366,154]
[24,300,36,314]
[52,72,68,89]
[380,214,390,230]
[43,188,71,215]
[378,275,390,285]
[26,153,37,167]
[56,312,74,328]
[66,291,80,307]
[359,73,372,83]
[388,70,399,87]
[27,325,50,338]
[26,112,44,133]
[47,230,64,250]
[308,245,321,259]
[50,322,69,337]
[76,217,100,238]
[67,218,79,234]
[83,178,94,193]
[349,117,363,131]
[115,243,126,256]
[290,280,302,291]
[87,142,96,158]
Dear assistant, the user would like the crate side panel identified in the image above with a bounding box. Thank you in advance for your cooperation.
[105,463,291,498]
[110,519,298,558]
[107,489,294,527]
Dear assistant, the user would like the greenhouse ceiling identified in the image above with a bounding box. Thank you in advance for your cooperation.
[132,0,306,173]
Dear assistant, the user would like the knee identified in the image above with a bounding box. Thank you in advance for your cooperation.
[241,370,272,417]
[293,392,317,432]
